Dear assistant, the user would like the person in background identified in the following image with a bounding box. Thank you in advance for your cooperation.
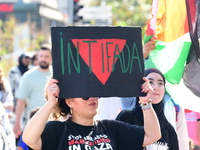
[29,54,38,69]
[143,37,156,59]
[0,66,14,118]
[8,53,31,109]
[22,77,161,150]
[13,44,52,139]
[0,102,16,150]
[116,68,179,150]
[17,107,40,150]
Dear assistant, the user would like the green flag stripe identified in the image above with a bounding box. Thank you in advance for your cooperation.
[145,34,191,84]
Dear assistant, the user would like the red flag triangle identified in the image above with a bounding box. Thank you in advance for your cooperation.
[72,39,126,84]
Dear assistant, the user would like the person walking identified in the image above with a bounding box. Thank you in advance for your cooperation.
[13,44,52,139]
[8,53,31,107]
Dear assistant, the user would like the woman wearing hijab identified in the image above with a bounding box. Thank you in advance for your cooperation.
[8,53,30,108]
[8,53,30,96]
[116,68,179,150]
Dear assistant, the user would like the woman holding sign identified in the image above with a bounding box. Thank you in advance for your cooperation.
[22,77,161,150]
[116,68,179,150]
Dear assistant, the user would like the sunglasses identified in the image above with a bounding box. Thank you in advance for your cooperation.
[82,97,101,100]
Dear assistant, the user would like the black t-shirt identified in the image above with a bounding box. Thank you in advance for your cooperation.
[116,108,179,150]
[41,119,144,150]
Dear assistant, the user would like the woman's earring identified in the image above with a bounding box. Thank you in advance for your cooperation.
[70,108,73,115]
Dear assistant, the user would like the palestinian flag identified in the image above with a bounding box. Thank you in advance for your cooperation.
[144,0,192,84]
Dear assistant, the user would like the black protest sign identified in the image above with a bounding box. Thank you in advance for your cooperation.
[51,26,145,98]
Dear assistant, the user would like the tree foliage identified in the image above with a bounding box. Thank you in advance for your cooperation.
[86,0,152,36]
[0,17,16,56]
[0,16,46,76]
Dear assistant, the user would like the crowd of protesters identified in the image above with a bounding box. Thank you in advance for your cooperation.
[0,41,199,150]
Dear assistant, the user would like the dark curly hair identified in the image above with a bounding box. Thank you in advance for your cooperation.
[51,98,71,120]
[0,67,5,92]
